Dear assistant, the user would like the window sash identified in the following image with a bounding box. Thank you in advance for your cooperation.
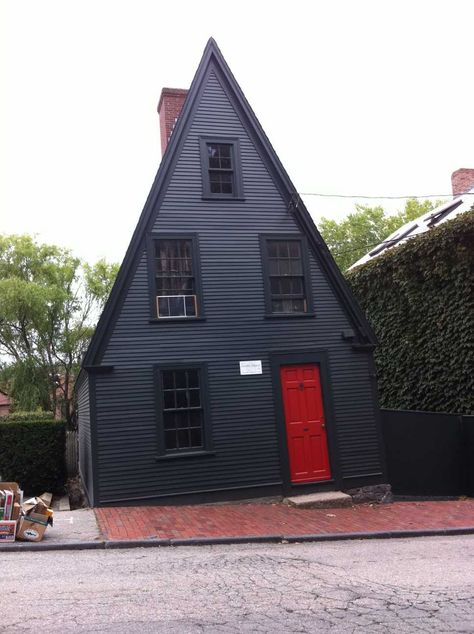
[207,144,234,195]
[200,137,242,199]
[265,239,309,314]
[156,295,197,318]
[153,238,198,318]
[160,369,204,452]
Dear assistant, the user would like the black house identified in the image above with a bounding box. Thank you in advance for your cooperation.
[77,39,387,506]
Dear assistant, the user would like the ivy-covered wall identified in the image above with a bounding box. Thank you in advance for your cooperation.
[348,211,474,414]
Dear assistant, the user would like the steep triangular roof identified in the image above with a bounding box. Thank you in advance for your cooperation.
[82,38,375,368]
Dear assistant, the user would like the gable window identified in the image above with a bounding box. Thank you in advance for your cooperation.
[155,364,212,456]
[148,235,203,320]
[199,137,243,199]
[260,236,314,316]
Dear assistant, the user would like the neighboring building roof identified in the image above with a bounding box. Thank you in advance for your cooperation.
[350,189,474,269]
[0,390,11,407]
[80,38,377,372]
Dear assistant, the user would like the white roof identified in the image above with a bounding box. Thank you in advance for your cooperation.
[349,189,473,269]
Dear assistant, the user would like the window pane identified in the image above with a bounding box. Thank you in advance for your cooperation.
[289,242,300,258]
[175,411,189,429]
[168,296,185,317]
[190,428,202,448]
[162,371,174,390]
[189,389,200,407]
[291,299,305,312]
[163,390,175,409]
[177,429,190,449]
[278,242,289,258]
[267,242,278,257]
[289,259,303,275]
[165,430,177,450]
[189,410,201,427]
[270,277,282,295]
[175,371,186,389]
[268,259,279,275]
[163,412,175,430]
[209,171,233,195]
[185,295,197,316]
[291,278,304,295]
[176,390,187,408]
[157,296,170,317]
[271,299,283,313]
[187,370,199,388]
[219,144,231,158]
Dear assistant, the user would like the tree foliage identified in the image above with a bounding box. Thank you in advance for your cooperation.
[319,199,443,270]
[0,234,119,423]
[347,211,474,414]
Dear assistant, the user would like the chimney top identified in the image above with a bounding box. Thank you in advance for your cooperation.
[157,88,189,155]
[451,168,474,198]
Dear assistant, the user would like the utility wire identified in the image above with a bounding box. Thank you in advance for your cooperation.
[326,228,468,258]
[298,192,473,200]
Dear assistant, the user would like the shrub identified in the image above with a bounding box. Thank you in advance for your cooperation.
[2,411,55,423]
[0,418,66,493]
[348,211,474,414]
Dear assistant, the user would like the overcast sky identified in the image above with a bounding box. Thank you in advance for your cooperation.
[2,1,473,264]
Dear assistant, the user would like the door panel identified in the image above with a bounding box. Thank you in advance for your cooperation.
[280,364,331,483]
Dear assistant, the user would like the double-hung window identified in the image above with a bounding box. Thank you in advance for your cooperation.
[261,236,313,316]
[199,137,243,199]
[148,235,203,319]
[155,364,212,456]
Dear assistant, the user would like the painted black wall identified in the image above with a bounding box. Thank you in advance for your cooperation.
[382,409,474,496]
[77,373,95,506]
[77,62,386,506]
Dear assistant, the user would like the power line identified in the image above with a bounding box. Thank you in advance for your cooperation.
[298,192,473,200]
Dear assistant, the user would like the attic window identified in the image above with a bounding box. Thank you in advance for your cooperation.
[199,137,243,199]
[147,235,204,320]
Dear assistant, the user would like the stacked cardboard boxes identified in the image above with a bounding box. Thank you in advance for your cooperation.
[0,483,53,542]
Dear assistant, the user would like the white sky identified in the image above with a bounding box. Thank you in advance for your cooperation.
[2,0,473,264]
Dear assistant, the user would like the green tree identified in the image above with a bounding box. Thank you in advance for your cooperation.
[319,199,443,271]
[0,234,119,423]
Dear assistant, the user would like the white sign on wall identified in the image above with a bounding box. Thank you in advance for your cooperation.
[239,360,262,375]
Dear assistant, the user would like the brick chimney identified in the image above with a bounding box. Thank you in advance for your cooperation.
[157,88,188,155]
[451,168,474,197]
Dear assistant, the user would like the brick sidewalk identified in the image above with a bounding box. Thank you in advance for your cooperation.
[95,499,474,541]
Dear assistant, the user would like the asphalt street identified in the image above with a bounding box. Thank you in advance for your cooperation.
[3,535,474,633]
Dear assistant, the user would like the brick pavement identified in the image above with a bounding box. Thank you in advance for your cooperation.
[95,499,474,541]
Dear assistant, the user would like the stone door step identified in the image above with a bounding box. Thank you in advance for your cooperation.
[284,491,352,509]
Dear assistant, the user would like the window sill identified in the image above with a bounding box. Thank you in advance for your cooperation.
[201,196,246,202]
[264,312,315,319]
[149,317,206,324]
[156,450,215,461]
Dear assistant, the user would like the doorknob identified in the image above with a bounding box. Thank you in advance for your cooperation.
[321,423,326,429]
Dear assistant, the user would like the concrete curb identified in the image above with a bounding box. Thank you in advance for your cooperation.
[2,526,474,552]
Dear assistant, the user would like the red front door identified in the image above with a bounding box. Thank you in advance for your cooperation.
[280,364,331,483]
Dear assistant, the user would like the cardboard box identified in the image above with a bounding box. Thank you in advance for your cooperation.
[0,483,23,507]
[0,520,17,542]
[0,490,14,520]
[11,502,21,522]
[17,513,49,542]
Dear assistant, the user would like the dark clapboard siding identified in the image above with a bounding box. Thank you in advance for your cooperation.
[92,66,383,504]
[77,374,95,505]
